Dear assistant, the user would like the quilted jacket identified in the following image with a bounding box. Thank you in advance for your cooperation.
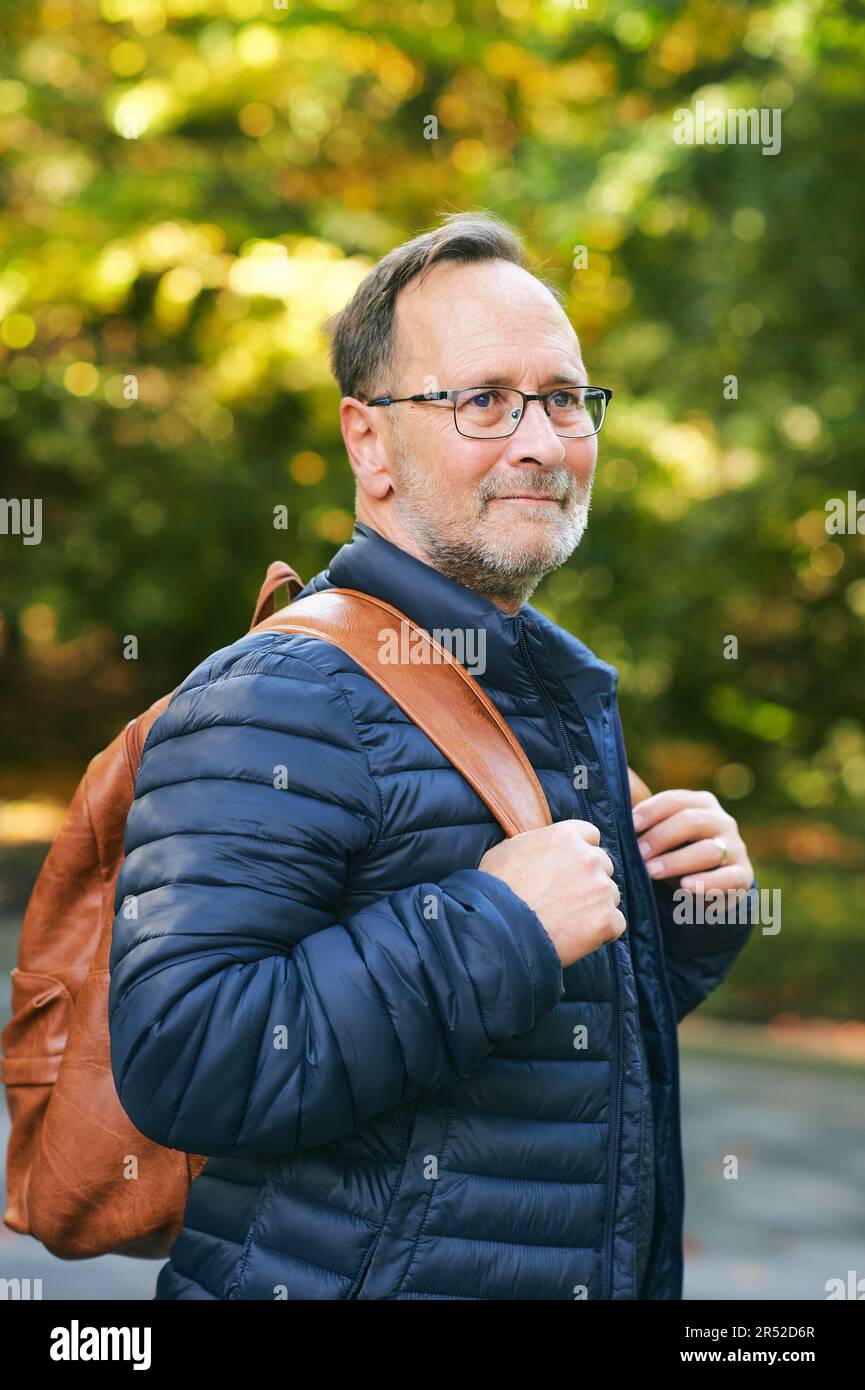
[108,520,755,1300]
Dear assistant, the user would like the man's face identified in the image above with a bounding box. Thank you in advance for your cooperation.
[379,259,597,606]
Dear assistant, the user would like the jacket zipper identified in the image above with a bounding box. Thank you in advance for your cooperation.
[347,1099,419,1300]
[517,615,625,1301]
[609,700,686,1297]
[349,1233,378,1302]
[517,619,591,824]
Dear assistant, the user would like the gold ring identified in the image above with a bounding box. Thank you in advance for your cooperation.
[713,837,728,865]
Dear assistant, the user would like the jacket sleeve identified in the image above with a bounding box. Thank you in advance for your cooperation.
[108,637,564,1160]
[652,875,758,1023]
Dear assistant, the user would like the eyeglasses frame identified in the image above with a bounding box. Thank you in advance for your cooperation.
[365,385,613,440]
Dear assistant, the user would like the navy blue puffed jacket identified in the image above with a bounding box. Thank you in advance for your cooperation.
[108,520,755,1300]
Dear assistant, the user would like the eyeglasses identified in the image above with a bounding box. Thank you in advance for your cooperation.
[366,385,612,440]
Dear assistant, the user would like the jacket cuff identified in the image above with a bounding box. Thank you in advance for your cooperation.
[655,874,761,955]
[466,868,566,1015]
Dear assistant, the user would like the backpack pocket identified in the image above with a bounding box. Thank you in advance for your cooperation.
[0,969,73,1234]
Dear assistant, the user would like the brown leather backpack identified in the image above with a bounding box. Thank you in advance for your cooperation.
[1,559,650,1261]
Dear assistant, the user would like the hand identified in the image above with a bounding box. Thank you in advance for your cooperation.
[478,819,626,968]
[632,789,753,892]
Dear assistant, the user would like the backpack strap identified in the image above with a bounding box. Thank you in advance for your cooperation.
[249,560,305,626]
[132,573,651,834]
[254,587,553,838]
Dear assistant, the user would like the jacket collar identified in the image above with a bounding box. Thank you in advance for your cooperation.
[312,520,615,701]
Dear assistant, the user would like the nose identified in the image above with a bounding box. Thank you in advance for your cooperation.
[509,397,567,464]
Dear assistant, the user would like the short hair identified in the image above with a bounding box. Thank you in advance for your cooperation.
[323,210,565,401]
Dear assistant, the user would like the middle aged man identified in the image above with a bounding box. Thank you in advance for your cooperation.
[109,211,756,1301]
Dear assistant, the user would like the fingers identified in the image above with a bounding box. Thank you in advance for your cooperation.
[641,836,733,880]
[607,907,627,941]
[631,789,716,833]
[679,865,754,893]
[636,806,733,861]
[572,819,601,847]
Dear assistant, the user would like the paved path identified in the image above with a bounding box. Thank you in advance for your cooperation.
[679,1050,864,1300]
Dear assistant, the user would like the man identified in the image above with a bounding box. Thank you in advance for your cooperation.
[108,211,755,1301]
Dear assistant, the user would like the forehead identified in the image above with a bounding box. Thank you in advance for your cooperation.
[392,259,582,380]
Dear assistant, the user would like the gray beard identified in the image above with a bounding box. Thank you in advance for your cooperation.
[391,438,592,606]
[397,520,580,606]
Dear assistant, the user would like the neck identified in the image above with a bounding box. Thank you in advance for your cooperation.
[354,502,526,616]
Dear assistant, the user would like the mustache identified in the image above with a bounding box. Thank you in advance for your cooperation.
[477,469,578,504]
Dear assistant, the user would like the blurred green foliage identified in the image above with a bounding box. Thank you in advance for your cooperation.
[0,2,862,912]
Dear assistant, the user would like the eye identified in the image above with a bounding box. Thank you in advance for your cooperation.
[468,390,501,409]
[549,389,583,408]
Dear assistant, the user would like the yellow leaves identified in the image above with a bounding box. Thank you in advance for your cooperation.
[846,580,865,620]
[341,34,380,74]
[587,217,627,252]
[614,12,652,50]
[778,405,822,449]
[808,542,845,577]
[238,102,274,136]
[651,419,719,497]
[656,24,698,75]
[101,0,166,37]
[484,43,526,80]
[34,150,96,205]
[601,411,761,510]
[0,798,67,845]
[794,510,830,547]
[225,0,266,17]
[1,313,36,349]
[436,93,472,128]
[136,221,225,273]
[377,50,417,96]
[20,37,80,88]
[289,451,326,485]
[604,277,632,310]
[109,41,146,76]
[0,79,28,113]
[235,23,281,68]
[20,602,56,642]
[450,139,488,174]
[172,55,210,95]
[109,79,182,138]
[719,448,761,489]
[288,88,336,140]
[555,61,615,104]
[299,507,354,543]
[90,244,138,304]
[83,219,226,318]
[40,0,76,32]
[229,239,328,300]
[155,266,202,332]
[63,361,99,396]
[196,238,372,398]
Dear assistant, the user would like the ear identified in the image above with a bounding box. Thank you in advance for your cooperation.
[339,396,395,501]
[628,766,652,808]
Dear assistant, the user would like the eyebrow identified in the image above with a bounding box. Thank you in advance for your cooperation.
[465,370,588,389]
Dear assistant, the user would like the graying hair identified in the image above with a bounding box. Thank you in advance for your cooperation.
[323,210,565,401]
